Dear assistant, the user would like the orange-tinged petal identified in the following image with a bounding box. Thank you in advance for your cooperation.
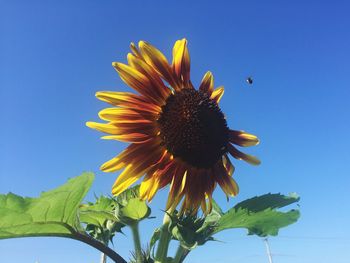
[111,164,144,195]
[228,144,261,165]
[220,176,239,196]
[140,174,160,201]
[100,141,157,172]
[223,155,235,176]
[96,91,160,114]
[199,71,214,94]
[210,86,224,103]
[112,62,160,104]
[98,122,155,136]
[138,41,180,91]
[127,53,170,100]
[98,108,155,122]
[101,133,151,144]
[140,175,154,199]
[166,166,187,210]
[112,149,163,195]
[130,42,143,59]
[86,121,119,134]
[100,154,128,173]
[172,38,190,85]
[214,162,239,196]
[158,161,178,188]
[229,130,260,147]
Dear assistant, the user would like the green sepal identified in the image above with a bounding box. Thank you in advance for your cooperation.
[115,185,151,225]
[80,195,118,226]
[79,195,125,244]
[149,227,161,257]
[167,212,214,250]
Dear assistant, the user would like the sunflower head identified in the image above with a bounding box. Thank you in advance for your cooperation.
[87,39,260,214]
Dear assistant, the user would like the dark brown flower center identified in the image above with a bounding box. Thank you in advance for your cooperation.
[157,88,229,168]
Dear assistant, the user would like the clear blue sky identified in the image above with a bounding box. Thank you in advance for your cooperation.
[1,1,350,262]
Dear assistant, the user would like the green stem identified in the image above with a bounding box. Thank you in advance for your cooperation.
[155,211,172,262]
[73,232,127,263]
[173,245,188,263]
[130,223,143,263]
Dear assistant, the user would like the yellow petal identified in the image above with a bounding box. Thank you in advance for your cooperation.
[101,133,151,144]
[138,41,180,90]
[199,71,214,94]
[86,121,119,134]
[112,62,160,103]
[222,155,235,176]
[221,176,239,196]
[172,38,190,84]
[96,91,143,104]
[98,108,153,122]
[229,130,260,147]
[127,53,170,100]
[95,91,160,113]
[140,175,154,199]
[140,174,160,202]
[111,164,144,195]
[130,42,142,59]
[166,168,187,210]
[100,154,127,172]
[112,148,163,195]
[100,143,146,172]
[210,86,224,103]
[228,144,261,165]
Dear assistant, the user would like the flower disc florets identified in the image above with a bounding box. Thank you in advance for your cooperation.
[158,88,229,168]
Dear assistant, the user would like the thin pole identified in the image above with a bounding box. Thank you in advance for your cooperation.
[264,238,273,263]
[100,253,107,263]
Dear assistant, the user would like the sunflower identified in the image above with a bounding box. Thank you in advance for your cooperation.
[87,39,260,214]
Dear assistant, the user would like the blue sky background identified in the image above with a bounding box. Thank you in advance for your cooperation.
[1,1,350,262]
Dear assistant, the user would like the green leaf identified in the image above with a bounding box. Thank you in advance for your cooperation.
[0,172,94,239]
[213,193,300,237]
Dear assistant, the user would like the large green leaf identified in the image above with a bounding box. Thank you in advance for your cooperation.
[213,193,300,236]
[0,172,94,239]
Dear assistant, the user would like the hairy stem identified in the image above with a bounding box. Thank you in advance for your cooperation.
[130,223,143,263]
